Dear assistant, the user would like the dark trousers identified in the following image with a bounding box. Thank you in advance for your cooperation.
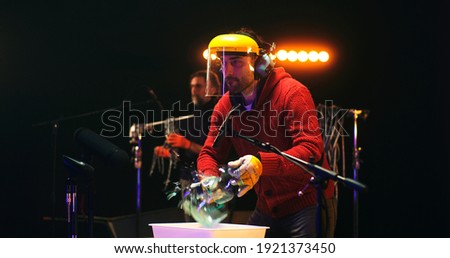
[321,197,337,237]
[247,205,317,238]
[247,197,338,238]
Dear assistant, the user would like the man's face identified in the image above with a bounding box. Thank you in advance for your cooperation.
[221,55,256,94]
[190,76,211,106]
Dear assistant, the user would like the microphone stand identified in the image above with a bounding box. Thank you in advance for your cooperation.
[32,100,153,237]
[51,121,58,236]
[348,109,369,238]
[62,155,95,238]
[130,126,143,237]
[66,177,78,238]
[228,128,367,237]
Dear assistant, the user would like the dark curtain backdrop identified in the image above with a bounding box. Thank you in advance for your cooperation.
[1,0,448,237]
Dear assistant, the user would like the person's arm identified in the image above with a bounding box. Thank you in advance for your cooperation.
[165,133,204,154]
[258,79,325,177]
[197,100,233,177]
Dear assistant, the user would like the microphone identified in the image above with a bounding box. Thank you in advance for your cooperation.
[74,128,129,171]
[62,155,95,181]
[213,104,241,149]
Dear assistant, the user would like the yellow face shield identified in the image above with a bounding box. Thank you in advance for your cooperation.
[206,34,260,96]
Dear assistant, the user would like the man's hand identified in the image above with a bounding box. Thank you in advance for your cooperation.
[154,146,170,158]
[228,155,263,197]
[166,133,191,149]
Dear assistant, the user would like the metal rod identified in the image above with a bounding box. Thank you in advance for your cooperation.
[352,110,361,238]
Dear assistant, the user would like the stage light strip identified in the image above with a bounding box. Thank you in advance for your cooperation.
[203,49,330,62]
[272,50,329,62]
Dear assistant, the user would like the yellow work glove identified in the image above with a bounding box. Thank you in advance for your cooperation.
[227,155,263,197]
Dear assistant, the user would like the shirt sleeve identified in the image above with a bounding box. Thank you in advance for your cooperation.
[196,100,233,177]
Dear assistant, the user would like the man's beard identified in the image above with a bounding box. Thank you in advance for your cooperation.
[192,95,206,106]
[225,77,241,94]
[226,76,254,94]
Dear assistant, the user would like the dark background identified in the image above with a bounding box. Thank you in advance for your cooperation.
[1,1,449,237]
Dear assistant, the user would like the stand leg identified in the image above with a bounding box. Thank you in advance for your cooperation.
[315,182,322,237]
[87,184,94,238]
[352,112,360,238]
[130,132,143,238]
[51,122,58,237]
[66,182,77,238]
[136,168,141,237]
[353,183,359,237]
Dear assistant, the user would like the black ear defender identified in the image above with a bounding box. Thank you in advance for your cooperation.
[254,41,276,79]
